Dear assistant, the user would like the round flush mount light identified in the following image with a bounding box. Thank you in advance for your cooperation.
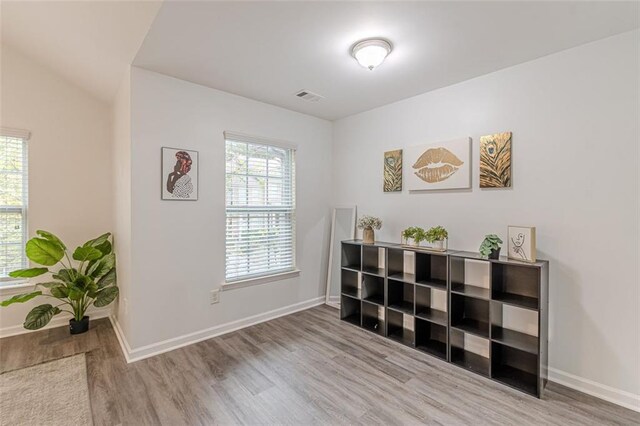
[351,38,392,71]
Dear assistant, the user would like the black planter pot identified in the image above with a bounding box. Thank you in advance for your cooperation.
[488,247,501,260]
[69,316,90,335]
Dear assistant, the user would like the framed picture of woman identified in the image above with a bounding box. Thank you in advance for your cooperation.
[161,147,198,200]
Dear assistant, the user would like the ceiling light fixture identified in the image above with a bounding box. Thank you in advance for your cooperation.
[351,38,392,71]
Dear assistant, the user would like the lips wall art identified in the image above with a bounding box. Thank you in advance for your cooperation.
[405,137,472,191]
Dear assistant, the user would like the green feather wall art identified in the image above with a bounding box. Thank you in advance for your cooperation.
[383,149,403,192]
[480,132,512,188]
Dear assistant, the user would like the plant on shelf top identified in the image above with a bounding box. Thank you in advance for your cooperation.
[413,227,428,245]
[479,234,503,258]
[1,231,119,330]
[401,226,419,241]
[425,226,448,243]
[357,215,382,230]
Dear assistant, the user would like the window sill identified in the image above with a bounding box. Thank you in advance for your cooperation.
[222,269,301,291]
[0,279,32,294]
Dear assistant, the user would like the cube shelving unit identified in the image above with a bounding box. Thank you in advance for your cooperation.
[340,240,549,398]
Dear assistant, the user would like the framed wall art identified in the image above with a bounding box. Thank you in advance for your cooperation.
[405,137,471,191]
[383,149,403,192]
[507,226,536,262]
[480,131,512,188]
[161,147,198,200]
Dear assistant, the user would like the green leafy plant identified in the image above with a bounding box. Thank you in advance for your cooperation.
[425,226,448,243]
[401,226,418,241]
[479,234,503,258]
[413,228,427,245]
[1,231,118,330]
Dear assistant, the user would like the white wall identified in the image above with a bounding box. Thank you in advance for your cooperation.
[120,67,333,350]
[111,69,133,341]
[0,46,113,335]
[333,31,639,402]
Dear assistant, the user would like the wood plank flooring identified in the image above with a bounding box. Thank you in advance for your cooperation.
[1,304,638,425]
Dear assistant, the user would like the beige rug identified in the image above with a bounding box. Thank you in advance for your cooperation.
[0,354,93,426]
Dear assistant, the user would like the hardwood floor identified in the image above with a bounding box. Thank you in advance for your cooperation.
[1,304,638,425]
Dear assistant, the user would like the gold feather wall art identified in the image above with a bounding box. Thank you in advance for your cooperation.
[480,132,512,188]
[383,149,403,192]
[405,137,471,191]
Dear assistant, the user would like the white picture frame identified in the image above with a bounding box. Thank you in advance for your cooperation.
[405,137,471,191]
[507,226,536,262]
[161,147,199,201]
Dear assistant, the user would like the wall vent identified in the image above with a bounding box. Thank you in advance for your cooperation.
[295,90,324,102]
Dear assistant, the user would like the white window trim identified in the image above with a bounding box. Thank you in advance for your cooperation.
[1,128,30,285]
[223,131,298,286]
[222,269,301,291]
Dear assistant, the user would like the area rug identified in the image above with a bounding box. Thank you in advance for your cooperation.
[0,353,93,426]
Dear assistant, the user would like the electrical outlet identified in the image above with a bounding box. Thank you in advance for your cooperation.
[210,289,220,304]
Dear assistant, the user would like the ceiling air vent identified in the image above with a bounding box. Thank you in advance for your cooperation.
[295,90,324,102]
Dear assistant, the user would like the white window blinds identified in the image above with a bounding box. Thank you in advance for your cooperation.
[1,131,29,280]
[225,133,296,282]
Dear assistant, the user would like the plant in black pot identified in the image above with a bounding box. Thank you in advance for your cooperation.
[479,234,503,259]
[1,231,118,334]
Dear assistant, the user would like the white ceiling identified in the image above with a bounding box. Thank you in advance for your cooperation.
[134,1,639,120]
[1,0,162,103]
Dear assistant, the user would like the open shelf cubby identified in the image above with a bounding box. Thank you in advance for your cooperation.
[450,256,490,300]
[362,245,385,276]
[415,252,447,290]
[362,274,384,306]
[341,243,361,271]
[340,294,361,326]
[388,279,414,314]
[491,342,539,396]
[362,301,385,336]
[451,294,490,338]
[415,286,447,326]
[450,328,490,377]
[387,248,415,283]
[415,318,447,360]
[490,301,538,354]
[340,241,548,398]
[387,308,414,347]
[341,268,360,299]
[492,263,539,310]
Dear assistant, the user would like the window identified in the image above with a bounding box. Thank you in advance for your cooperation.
[1,129,29,280]
[225,132,296,282]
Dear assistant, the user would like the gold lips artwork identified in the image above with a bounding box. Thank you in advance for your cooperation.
[412,147,464,183]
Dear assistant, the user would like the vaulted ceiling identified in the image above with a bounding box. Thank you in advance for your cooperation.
[2,1,638,116]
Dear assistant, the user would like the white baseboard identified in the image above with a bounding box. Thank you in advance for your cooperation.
[111,296,325,363]
[0,309,111,338]
[549,367,640,412]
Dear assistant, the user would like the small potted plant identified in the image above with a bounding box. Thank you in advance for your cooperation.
[401,227,417,245]
[357,215,382,244]
[425,226,448,251]
[413,227,427,247]
[479,234,503,259]
[1,231,119,334]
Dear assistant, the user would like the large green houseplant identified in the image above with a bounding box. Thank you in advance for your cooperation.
[1,231,119,334]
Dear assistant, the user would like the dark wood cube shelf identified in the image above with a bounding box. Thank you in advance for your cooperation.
[387,309,414,347]
[415,319,447,360]
[341,241,549,398]
[388,279,414,314]
[362,301,385,336]
[362,274,384,306]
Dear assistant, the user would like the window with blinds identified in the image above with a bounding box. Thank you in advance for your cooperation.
[225,134,296,282]
[1,132,28,280]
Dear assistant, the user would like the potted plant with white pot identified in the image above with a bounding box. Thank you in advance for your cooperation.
[357,215,382,244]
[1,231,118,334]
[425,226,448,251]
